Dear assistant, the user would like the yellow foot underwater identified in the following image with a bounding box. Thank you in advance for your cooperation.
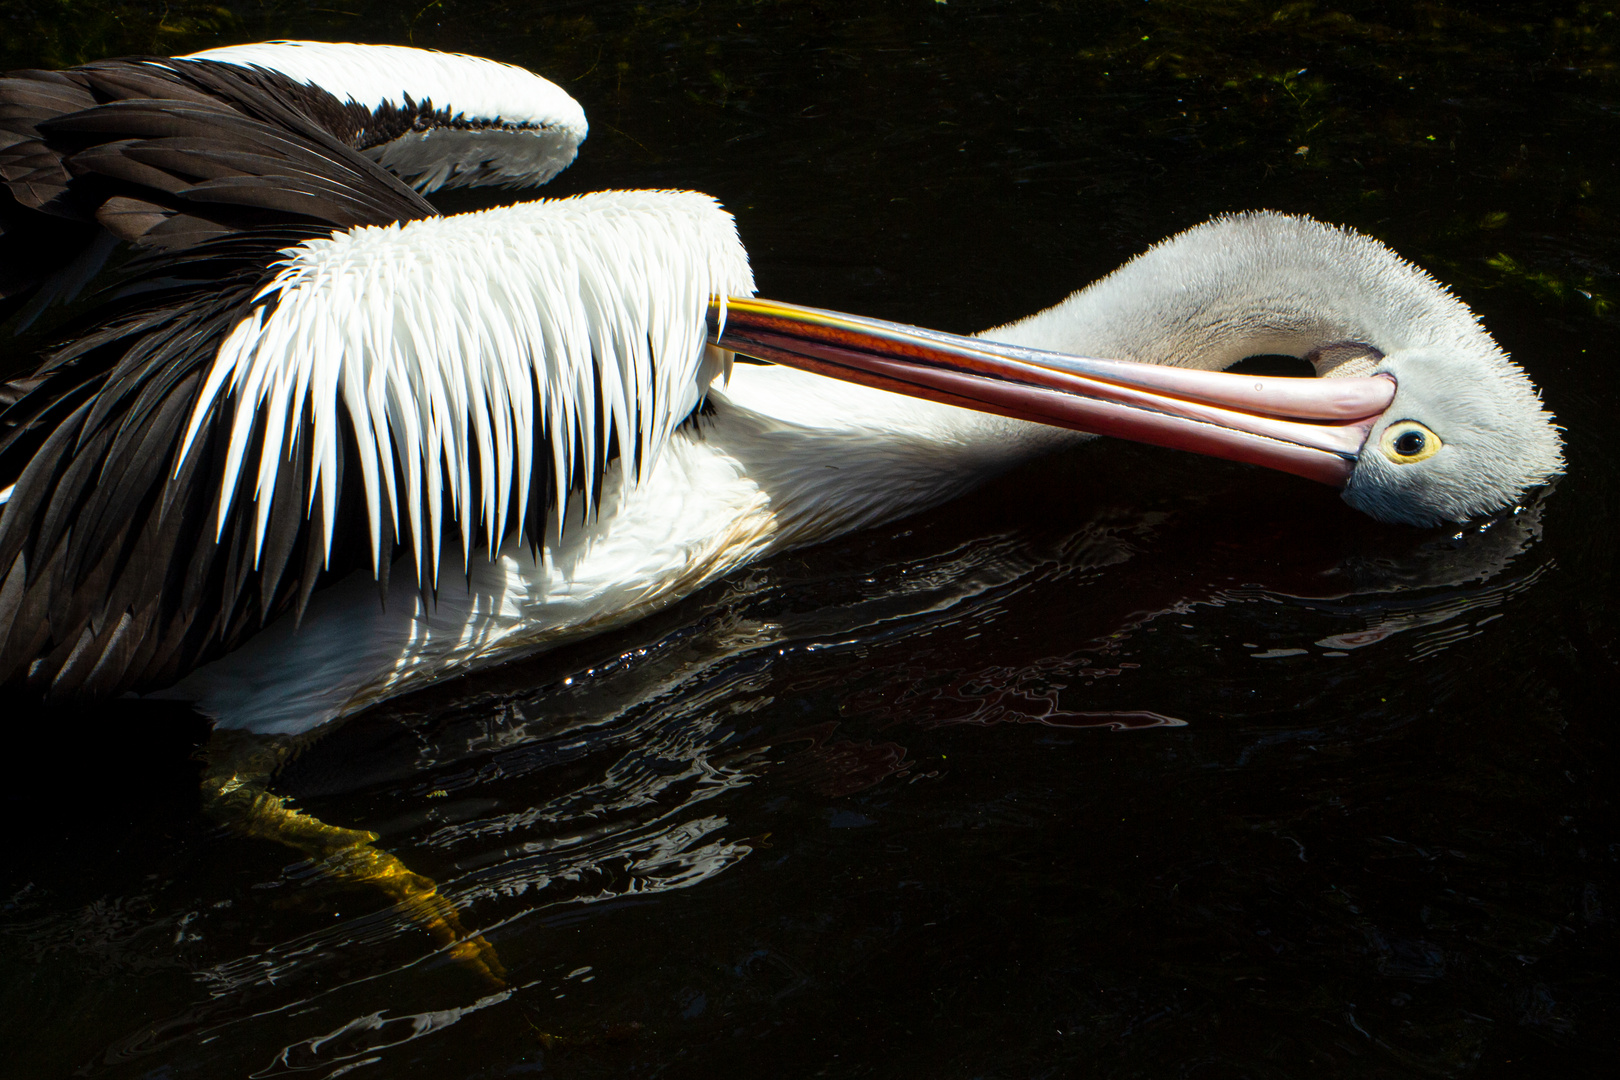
[200,731,505,986]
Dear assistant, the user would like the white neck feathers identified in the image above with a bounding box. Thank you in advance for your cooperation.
[988,212,1500,372]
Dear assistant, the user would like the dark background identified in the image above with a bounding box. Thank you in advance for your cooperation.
[2,2,1618,1077]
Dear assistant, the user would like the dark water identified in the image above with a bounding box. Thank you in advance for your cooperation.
[4,2,1619,1076]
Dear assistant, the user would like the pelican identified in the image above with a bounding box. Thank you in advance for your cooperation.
[0,41,1563,978]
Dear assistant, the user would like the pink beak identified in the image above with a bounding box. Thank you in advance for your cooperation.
[710,297,1396,487]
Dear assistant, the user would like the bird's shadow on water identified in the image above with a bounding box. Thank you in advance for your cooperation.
[0,445,1561,1077]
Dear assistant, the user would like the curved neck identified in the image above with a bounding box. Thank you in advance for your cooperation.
[984,213,1492,372]
[715,213,1497,547]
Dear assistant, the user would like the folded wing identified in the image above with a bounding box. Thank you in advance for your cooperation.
[0,51,752,699]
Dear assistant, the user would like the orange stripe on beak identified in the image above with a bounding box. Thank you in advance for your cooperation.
[711,297,1396,487]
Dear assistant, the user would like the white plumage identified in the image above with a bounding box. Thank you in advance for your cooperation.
[178,191,753,583]
[181,40,590,191]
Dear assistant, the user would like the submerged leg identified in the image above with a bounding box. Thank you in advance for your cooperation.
[199,728,505,985]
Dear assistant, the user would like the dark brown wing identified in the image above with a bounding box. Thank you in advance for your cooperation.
[0,57,436,323]
[0,58,440,698]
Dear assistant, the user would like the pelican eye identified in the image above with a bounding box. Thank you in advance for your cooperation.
[1379,420,1441,464]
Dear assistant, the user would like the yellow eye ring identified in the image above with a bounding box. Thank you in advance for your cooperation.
[1379,420,1442,464]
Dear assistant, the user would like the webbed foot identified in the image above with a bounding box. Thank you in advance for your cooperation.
[200,729,505,985]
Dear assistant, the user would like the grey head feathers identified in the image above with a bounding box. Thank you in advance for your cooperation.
[1344,343,1564,527]
[993,211,1564,527]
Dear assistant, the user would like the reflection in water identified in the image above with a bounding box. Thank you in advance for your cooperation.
[7,474,1564,1075]
[1304,508,1552,658]
[251,989,511,1078]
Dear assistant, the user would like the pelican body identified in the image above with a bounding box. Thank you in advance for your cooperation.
[0,42,1564,736]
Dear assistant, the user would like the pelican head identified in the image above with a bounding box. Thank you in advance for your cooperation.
[714,212,1565,530]
[1340,343,1563,526]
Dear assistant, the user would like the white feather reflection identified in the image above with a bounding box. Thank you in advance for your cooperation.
[1289,503,1550,659]
[250,989,511,1078]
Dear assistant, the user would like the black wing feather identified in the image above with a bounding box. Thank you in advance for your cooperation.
[2,57,434,310]
[0,56,442,698]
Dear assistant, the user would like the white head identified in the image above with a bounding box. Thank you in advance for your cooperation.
[1339,343,1563,526]
[978,212,1566,527]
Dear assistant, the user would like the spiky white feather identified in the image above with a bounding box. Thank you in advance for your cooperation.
[178,41,590,191]
[174,189,755,585]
